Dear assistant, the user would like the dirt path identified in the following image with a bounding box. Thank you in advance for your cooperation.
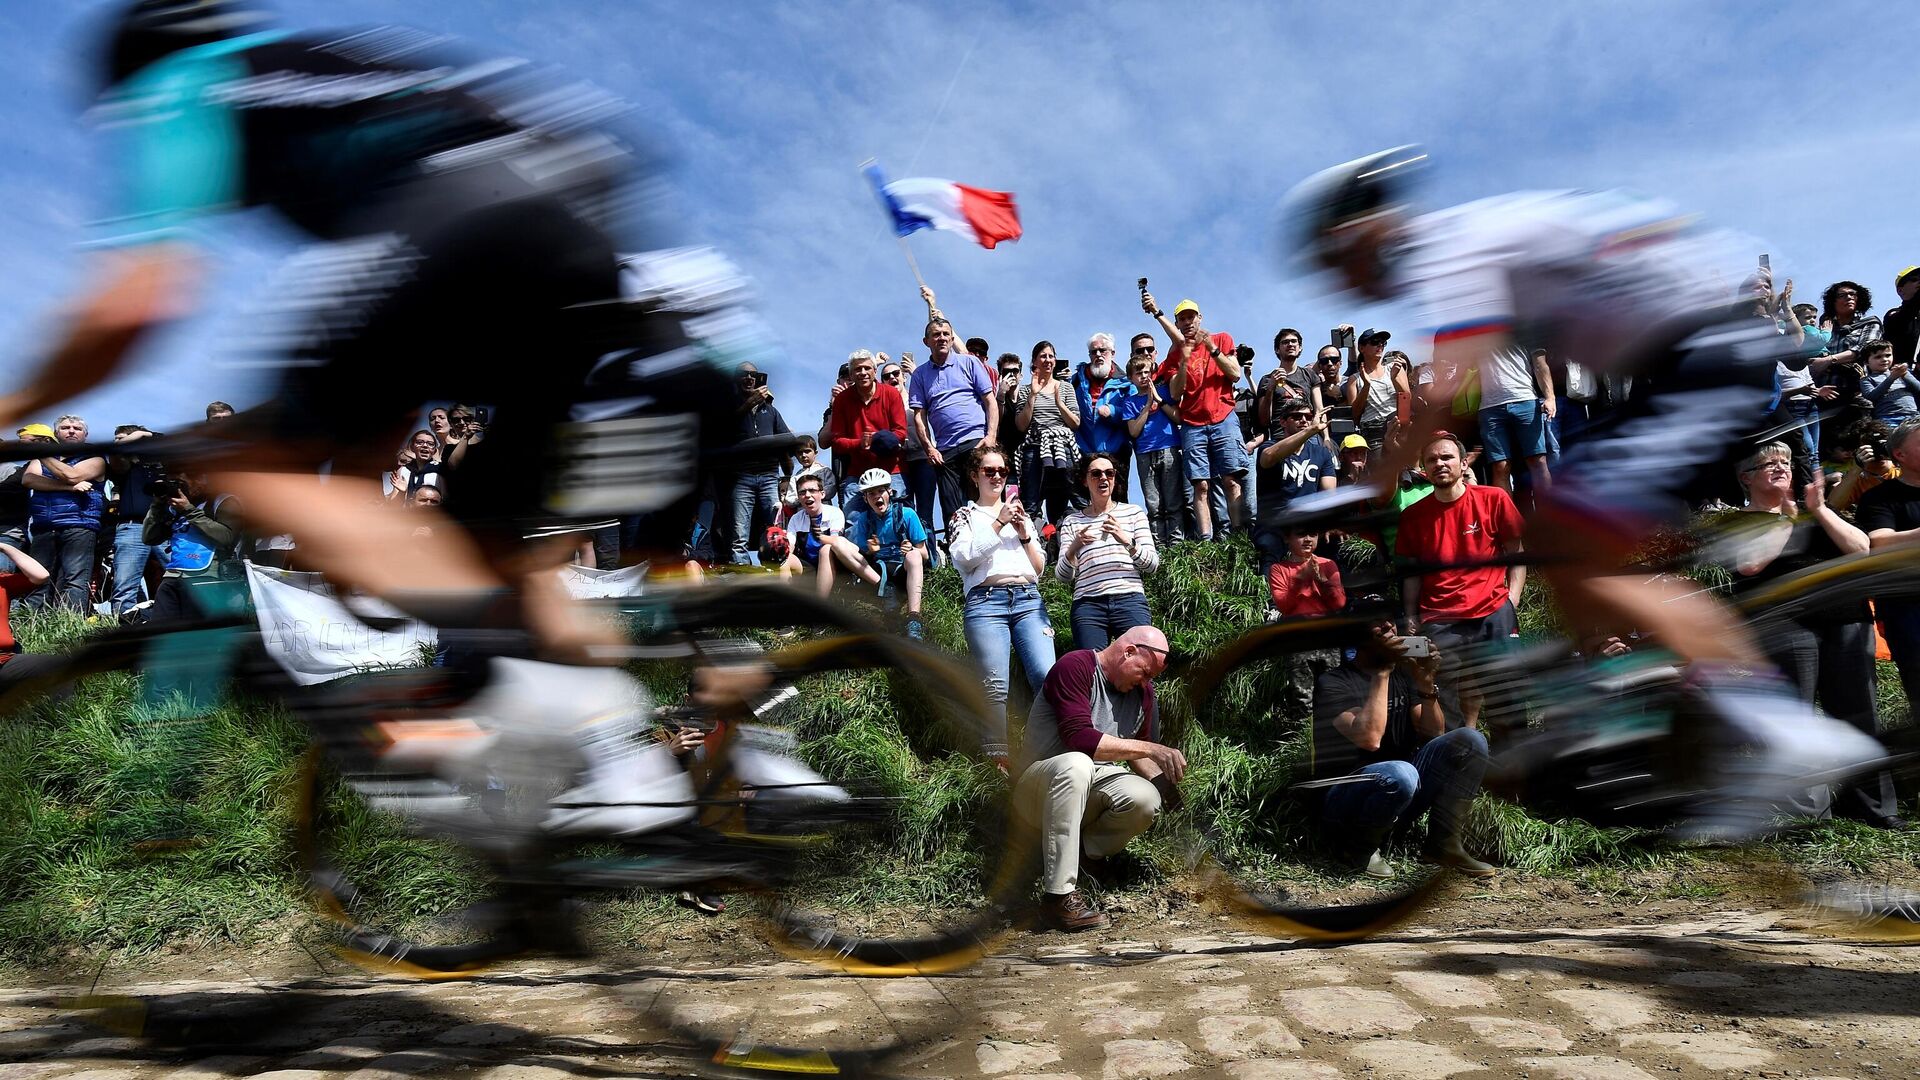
[4,895,1917,1079]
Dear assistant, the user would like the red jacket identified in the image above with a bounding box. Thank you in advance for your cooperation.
[829,384,909,476]
[1267,556,1346,618]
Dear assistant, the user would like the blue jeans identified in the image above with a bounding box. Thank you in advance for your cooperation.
[1479,399,1548,463]
[1320,727,1490,835]
[1135,446,1186,544]
[1069,591,1152,651]
[30,524,98,612]
[901,457,939,563]
[0,526,25,573]
[1179,417,1249,482]
[722,471,782,564]
[111,520,154,615]
[961,582,1056,760]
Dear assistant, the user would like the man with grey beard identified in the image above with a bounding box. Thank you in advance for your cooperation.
[1074,333,1134,502]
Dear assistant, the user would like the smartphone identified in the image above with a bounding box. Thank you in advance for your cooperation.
[1758,254,1770,272]
[473,406,492,426]
[745,371,768,390]
[1005,483,1021,504]
[1331,327,1354,350]
[1401,635,1433,659]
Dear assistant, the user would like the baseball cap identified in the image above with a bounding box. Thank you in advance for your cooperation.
[1899,266,1920,288]
[16,423,54,439]
[858,467,892,493]
[1359,327,1391,345]
[1340,434,1370,451]
[868,430,902,461]
[1173,299,1200,317]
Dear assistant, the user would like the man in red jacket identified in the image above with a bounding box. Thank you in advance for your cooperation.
[1394,432,1524,728]
[828,350,908,505]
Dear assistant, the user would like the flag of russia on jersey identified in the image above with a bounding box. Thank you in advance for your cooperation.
[863,161,1023,249]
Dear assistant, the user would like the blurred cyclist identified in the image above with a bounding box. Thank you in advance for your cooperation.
[3,2,794,840]
[1282,146,1885,839]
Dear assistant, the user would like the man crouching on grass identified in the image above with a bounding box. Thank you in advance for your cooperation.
[1014,624,1183,932]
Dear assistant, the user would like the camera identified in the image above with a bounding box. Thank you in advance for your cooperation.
[147,477,188,502]
[1235,343,1256,365]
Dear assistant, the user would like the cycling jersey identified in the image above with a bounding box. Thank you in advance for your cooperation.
[1394,190,1749,373]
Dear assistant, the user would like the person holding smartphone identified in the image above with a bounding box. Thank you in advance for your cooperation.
[1309,602,1492,878]
[948,444,1054,767]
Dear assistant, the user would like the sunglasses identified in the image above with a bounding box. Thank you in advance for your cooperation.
[1087,468,1115,478]
[1131,642,1170,659]
[882,371,902,381]
[978,466,1008,477]
[1090,346,1114,355]
[1131,345,1156,355]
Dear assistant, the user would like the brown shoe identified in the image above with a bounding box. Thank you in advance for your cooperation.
[1039,889,1111,932]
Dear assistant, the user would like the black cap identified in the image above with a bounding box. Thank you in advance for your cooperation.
[1360,327,1391,345]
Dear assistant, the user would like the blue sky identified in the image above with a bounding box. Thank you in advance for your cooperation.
[2,1,1916,446]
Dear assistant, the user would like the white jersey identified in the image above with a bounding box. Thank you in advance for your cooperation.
[1394,190,1750,374]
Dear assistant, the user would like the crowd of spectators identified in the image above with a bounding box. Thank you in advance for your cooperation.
[9,262,1920,931]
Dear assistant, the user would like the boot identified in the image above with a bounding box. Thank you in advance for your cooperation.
[1332,824,1394,878]
[1039,890,1110,932]
[1424,797,1496,877]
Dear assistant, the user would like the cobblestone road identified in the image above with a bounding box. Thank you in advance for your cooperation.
[5,907,1917,1078]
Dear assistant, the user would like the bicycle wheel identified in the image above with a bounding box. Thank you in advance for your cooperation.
[1181,617,1451,942]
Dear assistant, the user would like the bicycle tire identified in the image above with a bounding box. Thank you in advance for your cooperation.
[1182,617,1452,942]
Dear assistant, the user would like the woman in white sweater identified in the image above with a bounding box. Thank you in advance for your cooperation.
[1056,452,1158,649]
[947,443,1055,766]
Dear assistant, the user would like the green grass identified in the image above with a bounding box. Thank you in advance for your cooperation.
[3,539,1917,960]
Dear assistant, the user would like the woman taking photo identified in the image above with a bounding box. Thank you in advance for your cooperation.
[1723,441,1902,829]
[948,444,1054,767]
[1014,341,1081,526]
[1055,453,1158,649]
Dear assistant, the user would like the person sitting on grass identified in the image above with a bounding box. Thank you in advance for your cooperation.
[778,474,882,598]
[844,468,928,640]
[0,540,53,693]
[1310,603,1494,879]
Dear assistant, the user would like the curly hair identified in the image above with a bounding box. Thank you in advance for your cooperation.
[1823,280,1874,320]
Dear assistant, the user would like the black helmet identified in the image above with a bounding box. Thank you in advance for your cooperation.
[99,1,276,95]
[1280,145,1428,271]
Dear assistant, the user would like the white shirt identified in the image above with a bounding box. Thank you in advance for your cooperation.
[784,504,846,536]
[947,502,1044,593]
[1396,189,1748,376]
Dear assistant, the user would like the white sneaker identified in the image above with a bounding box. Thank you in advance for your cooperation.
[1680,681,1888,843]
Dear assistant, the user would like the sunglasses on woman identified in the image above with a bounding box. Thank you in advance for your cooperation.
[978,466,1008,477]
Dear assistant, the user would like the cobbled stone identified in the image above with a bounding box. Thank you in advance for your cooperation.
[1099,1038,1192,1078]
[1453,1015,1572,1051]
[977,1039,1063,1075]
[1390,971,1500,1008]
[1279,987,1424,1035]
[1195,1015,1301,1058]
[1544,987,1657,1032]
[1617,1030,1775,1070]
[1515,1055,1660,1080]
[1222,1063,1344,1079]
[1345,1039,1482,1079]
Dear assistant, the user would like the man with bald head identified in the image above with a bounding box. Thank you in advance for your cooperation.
[1015,624,1185,931]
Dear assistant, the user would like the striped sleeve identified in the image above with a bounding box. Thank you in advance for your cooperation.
[1058,505,1153,599]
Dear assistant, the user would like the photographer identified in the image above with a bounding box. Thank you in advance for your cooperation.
[141,475,247,622]
[1832,419,1900,513]
[721,361,792,565]
[106,425,166,619]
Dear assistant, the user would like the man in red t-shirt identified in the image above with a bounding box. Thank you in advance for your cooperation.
[828,349,908,504]
[0,539,54,692]
[1141,291,1248,541]
[1394,433,1525,726]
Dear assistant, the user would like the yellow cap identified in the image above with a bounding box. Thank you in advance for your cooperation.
[1898,266,1920,287]
[16,423,54,439]
[1173,299,1200,317]
[1340,434,1370,451]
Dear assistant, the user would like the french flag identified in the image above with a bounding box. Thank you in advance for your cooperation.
[863,160,1023,250]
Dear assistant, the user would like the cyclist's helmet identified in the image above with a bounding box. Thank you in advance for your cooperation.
[99,0,277,95]
[1280,145,1428,272]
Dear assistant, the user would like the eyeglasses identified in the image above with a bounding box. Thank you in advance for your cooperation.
[1087,468,1115,478]
[1131,642,1170,659]
[978,466,1008,477]
[1090,346,1114,355]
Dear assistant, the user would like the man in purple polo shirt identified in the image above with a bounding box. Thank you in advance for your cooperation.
[908,285,998,533]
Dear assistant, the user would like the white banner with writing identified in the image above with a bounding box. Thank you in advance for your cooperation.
[243,562,437,685]
[557,563,648,599]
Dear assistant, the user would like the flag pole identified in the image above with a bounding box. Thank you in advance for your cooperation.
[894,235,928,291]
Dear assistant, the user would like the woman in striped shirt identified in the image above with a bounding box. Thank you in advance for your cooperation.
[1056,452,1159,649]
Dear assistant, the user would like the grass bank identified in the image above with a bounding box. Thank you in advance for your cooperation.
[2,541,1916,962]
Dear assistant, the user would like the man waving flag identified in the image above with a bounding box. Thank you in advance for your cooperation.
[863,160,1023,250]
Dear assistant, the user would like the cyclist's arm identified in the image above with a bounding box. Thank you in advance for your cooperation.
[0,246,201,427]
